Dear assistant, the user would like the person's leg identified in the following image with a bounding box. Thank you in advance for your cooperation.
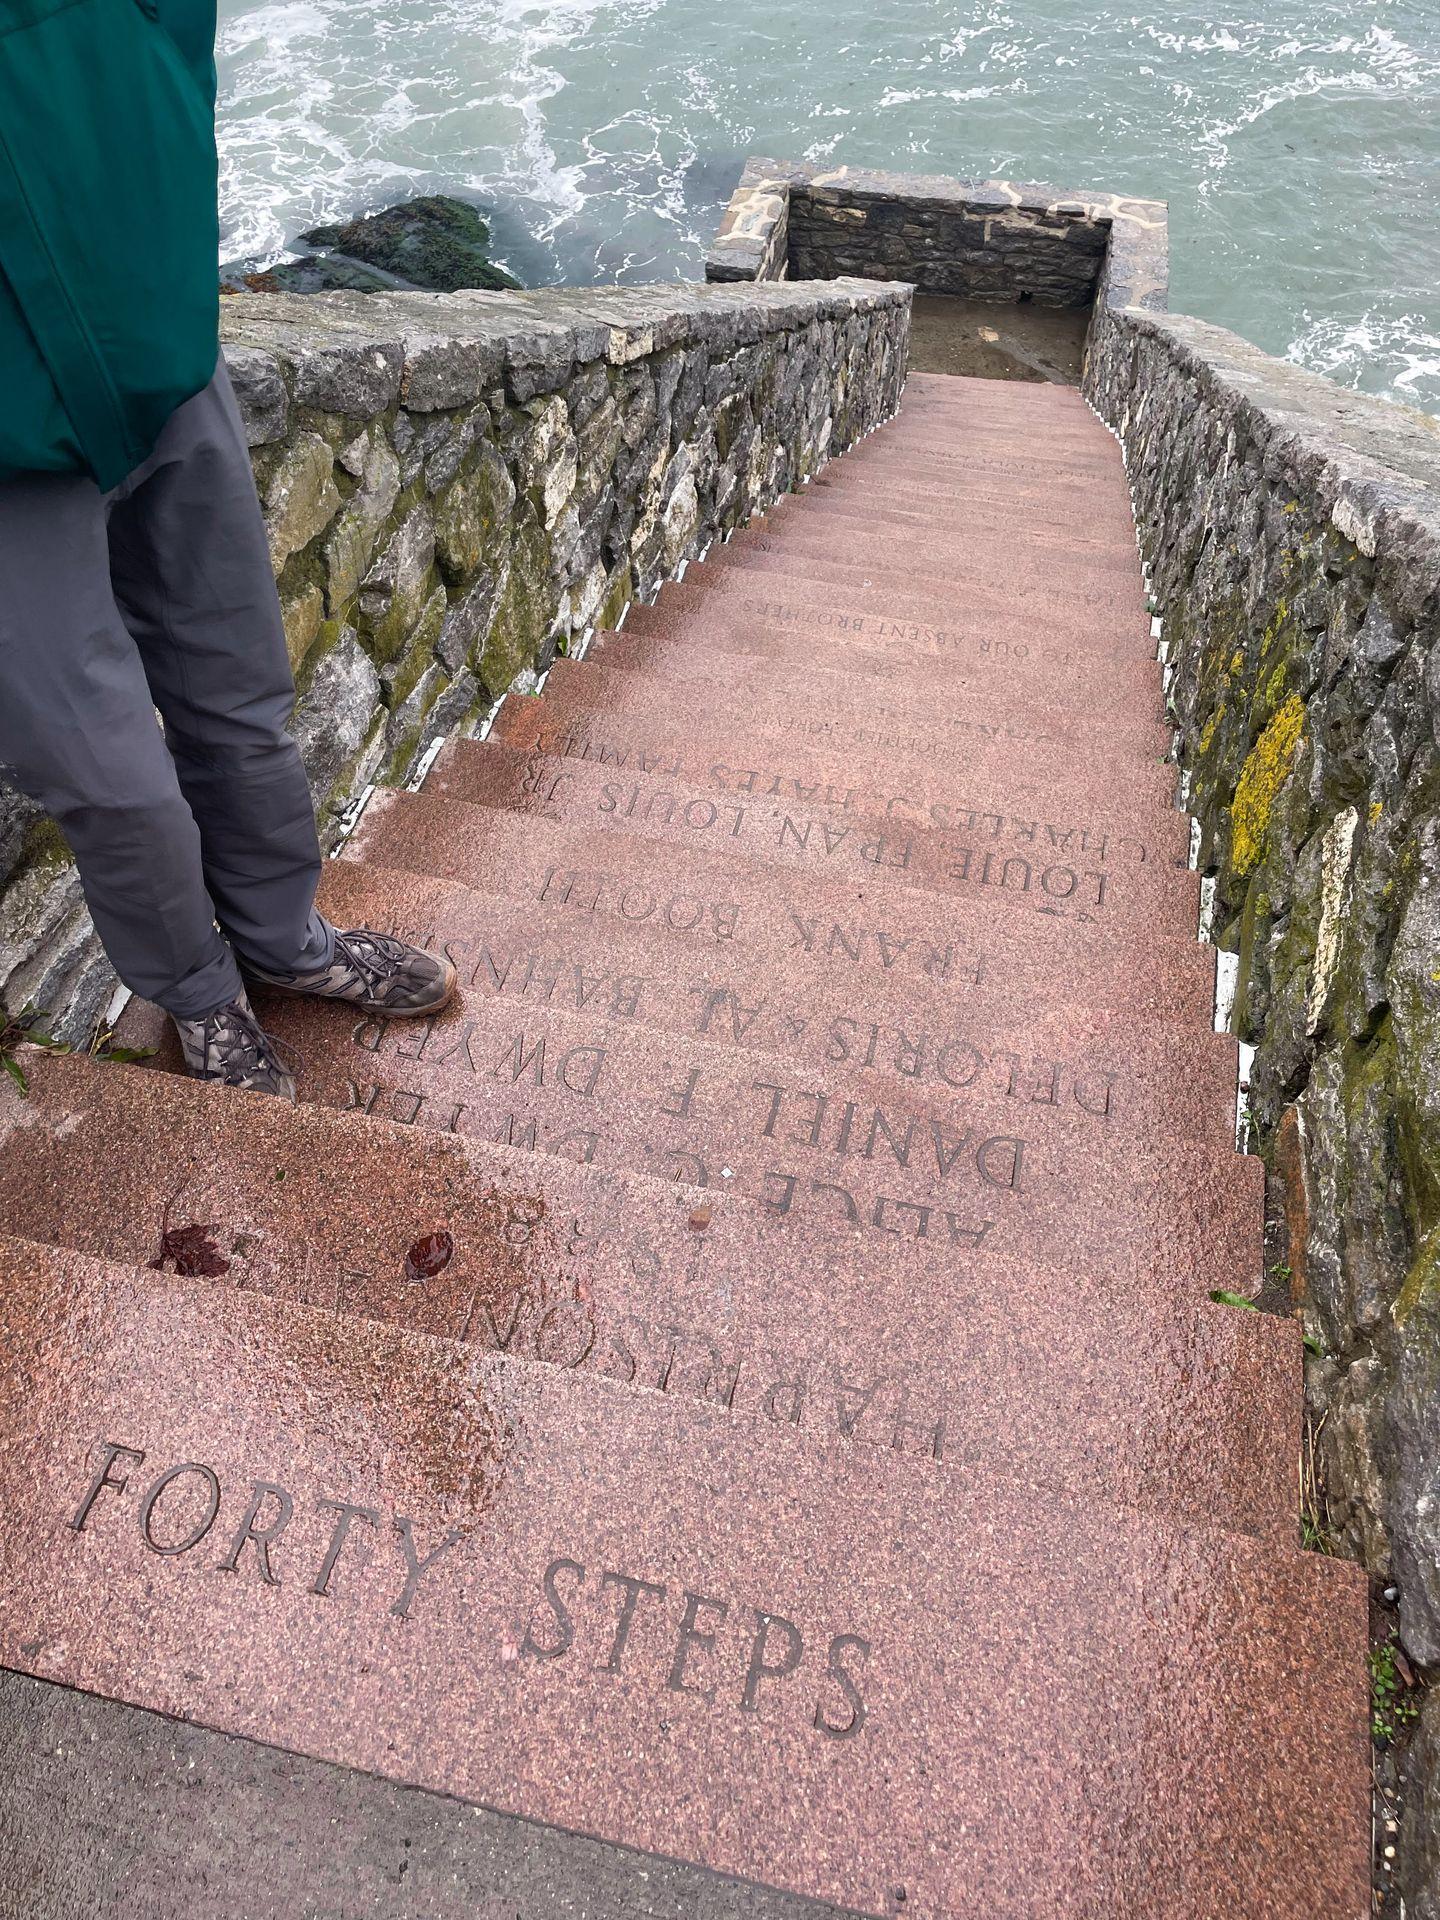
[107,361,454,1023]
[0,470,243,1018]
[104,361,335,984]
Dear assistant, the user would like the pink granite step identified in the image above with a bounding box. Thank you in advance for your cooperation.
[897,374,1099,422]
[489,692,1189,848]
[336,788,1219,1022]
[497,660,1176,821]
[876,417,1117,454]
[422,738,1202,938]
[707,534,1149,607]
[839,425,1129,475]
[625,564,1159,656]
[564,642,1173,760]
[845,410,1125,459]
[308,859,1227,1117]
[749,490,1141,558]
[724,509,1142,573]
[829,448,1133,501]
[810,450,1136,515]
[0,1239,1369,1919]
[801,465,1140,533]
[790,473,1141,538]
[0,1057,1294,1539]
[198,963,1264,1277]
[668,551,1152,633]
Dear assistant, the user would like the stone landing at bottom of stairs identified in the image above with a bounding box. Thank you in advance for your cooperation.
[0,371,1370,1919]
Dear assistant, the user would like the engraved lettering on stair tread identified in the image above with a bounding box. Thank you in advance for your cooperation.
[354,976,1127,1122]
[548,732,1159,853]
[521,1555,873,1737]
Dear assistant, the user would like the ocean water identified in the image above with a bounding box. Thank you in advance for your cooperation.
[215,0,1440,414]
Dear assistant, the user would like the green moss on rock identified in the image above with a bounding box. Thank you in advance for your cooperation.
[479,519,555,697]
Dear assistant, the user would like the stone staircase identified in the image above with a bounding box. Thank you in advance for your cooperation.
[0,369,1370,1916]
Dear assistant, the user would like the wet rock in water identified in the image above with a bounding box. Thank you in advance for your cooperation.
[298,196,520,292]
[220,255,404,295]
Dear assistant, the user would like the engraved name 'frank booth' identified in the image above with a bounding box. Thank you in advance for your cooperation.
[534,865,986,988]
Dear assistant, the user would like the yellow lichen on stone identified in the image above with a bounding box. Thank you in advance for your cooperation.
[1370,798,1385,828]
[1230,694,1307,876]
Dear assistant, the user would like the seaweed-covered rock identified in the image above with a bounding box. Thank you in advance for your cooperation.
[298,196,520,293]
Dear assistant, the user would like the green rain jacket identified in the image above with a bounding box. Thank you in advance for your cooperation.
[0,0,220,488]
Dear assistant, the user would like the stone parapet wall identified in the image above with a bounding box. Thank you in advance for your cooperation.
[1085,305,1440,1819]
[706,157,1168,313]
[0,278,911,1043]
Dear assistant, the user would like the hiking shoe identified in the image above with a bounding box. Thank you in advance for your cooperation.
[246,926,457,1018]
[173,990,297,1102]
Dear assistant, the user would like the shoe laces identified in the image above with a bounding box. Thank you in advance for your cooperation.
[332,927,412,997]
[204,998,296,1086]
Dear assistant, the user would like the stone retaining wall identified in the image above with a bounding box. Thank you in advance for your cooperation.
[706,157,1168,314]
[1086,305,1440,1890]
[0,278,910,1043]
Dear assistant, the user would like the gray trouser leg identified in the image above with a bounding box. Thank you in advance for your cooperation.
[0,360,333,1019]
